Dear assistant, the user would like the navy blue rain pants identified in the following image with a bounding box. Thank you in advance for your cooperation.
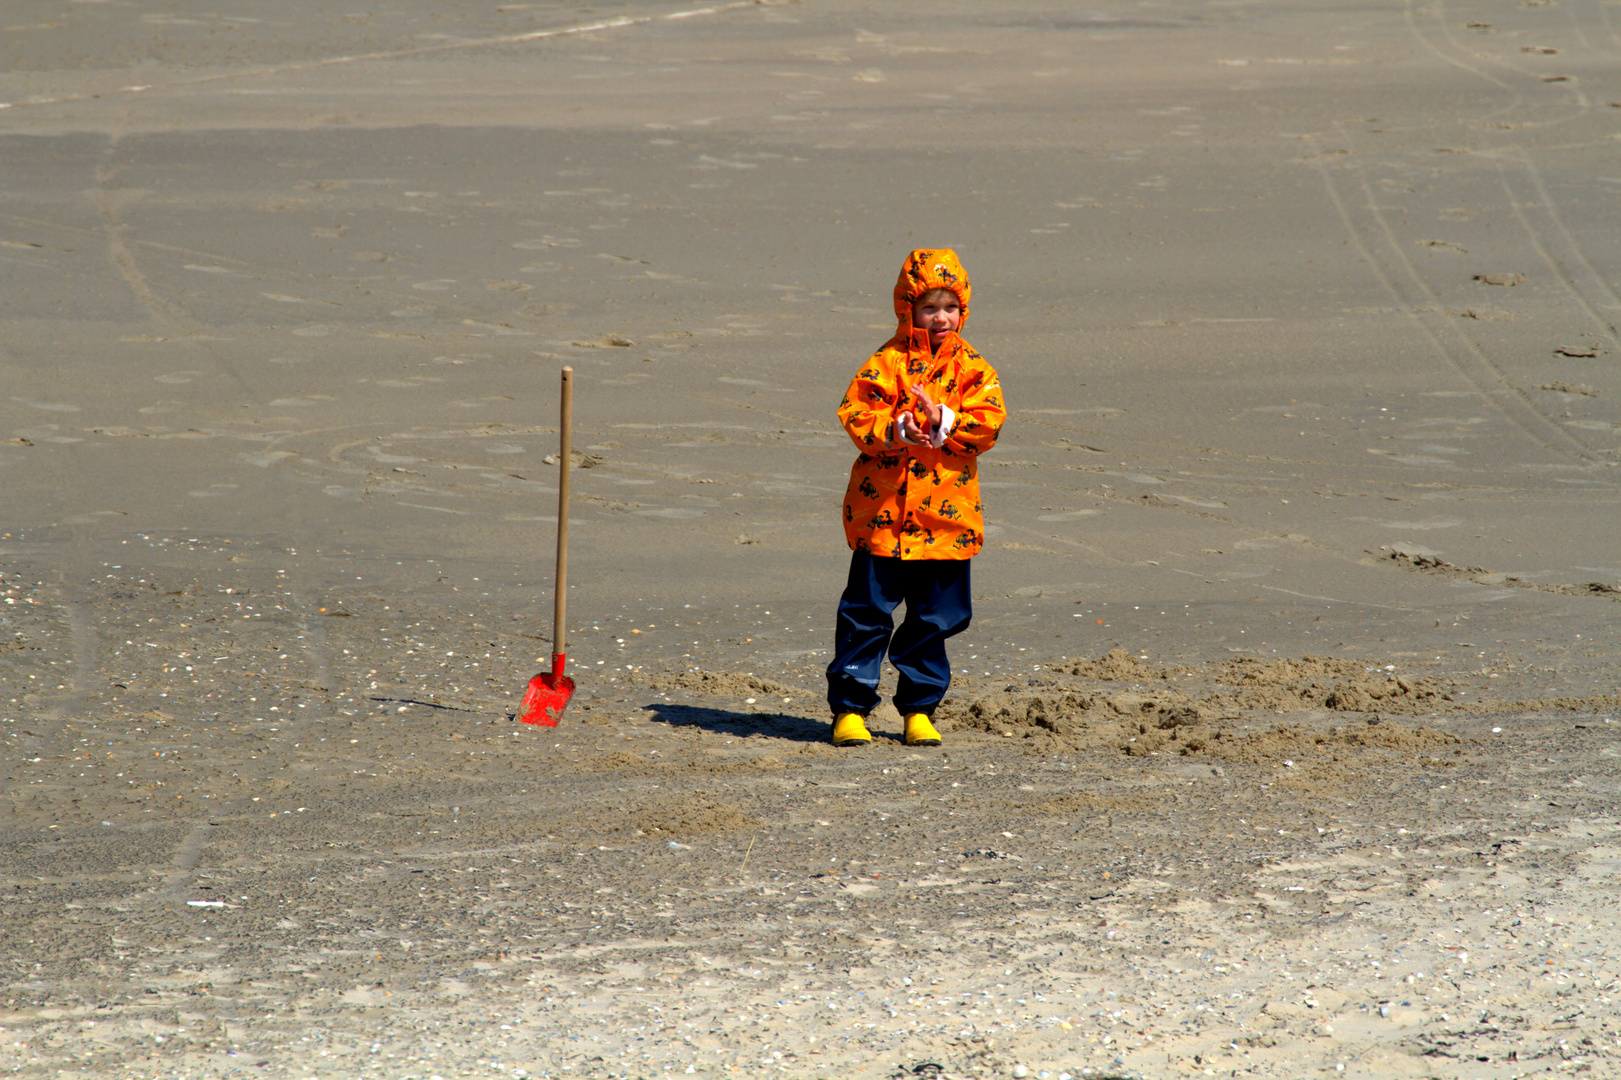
[826,550,972,717]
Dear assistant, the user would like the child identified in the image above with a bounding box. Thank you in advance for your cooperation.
[826,249,1006,746]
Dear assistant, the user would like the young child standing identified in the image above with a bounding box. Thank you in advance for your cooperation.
[826,249,1006,747]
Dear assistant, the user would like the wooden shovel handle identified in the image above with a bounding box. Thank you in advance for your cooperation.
[554,367,572,656]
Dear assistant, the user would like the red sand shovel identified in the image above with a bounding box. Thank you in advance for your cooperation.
[517,367,576,726]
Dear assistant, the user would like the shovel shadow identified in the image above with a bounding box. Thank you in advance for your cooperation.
[645,702,829,743]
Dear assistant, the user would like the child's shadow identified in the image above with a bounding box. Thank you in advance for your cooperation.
[645,702,832,744]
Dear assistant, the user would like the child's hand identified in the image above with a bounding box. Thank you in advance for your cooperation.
[911,386,943,432]
[896,411,925,445]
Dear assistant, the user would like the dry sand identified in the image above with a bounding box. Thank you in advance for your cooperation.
[2,2,1619,1077]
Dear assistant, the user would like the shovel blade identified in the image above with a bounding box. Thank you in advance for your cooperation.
[517,654,574,726]
[518,668,575,726]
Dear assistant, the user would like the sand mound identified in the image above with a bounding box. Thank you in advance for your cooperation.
[1064,647,1178,681]
[1217,655,1369,686]
[939,664,1467,766]
[1208,672,1453,714]
[1210,720,1464,766]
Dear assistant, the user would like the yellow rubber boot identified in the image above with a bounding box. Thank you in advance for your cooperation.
[903,713,942,746]
[831,712,872,747]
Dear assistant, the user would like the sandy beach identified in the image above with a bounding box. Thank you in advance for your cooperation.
[2,2,1619,1077]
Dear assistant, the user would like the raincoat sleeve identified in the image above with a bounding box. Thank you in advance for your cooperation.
[837,353,905,451]
[944,357,1005,458]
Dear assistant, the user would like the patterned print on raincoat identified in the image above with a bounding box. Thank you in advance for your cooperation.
[838,249,1005,560]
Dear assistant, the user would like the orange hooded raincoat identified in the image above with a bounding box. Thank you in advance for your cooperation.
[838,249,1005,560]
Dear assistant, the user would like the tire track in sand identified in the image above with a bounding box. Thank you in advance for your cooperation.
[1409,1,1621,349]
[1494,149,1621,345]
[41,570,226,909]
[1315,152,1601,467]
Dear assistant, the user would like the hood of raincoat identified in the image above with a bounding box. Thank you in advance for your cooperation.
[892,248,971,335]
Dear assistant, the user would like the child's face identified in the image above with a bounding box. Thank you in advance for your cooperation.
[911,294,962,348]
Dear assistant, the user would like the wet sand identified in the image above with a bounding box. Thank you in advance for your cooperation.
[2,2,1619,1077]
